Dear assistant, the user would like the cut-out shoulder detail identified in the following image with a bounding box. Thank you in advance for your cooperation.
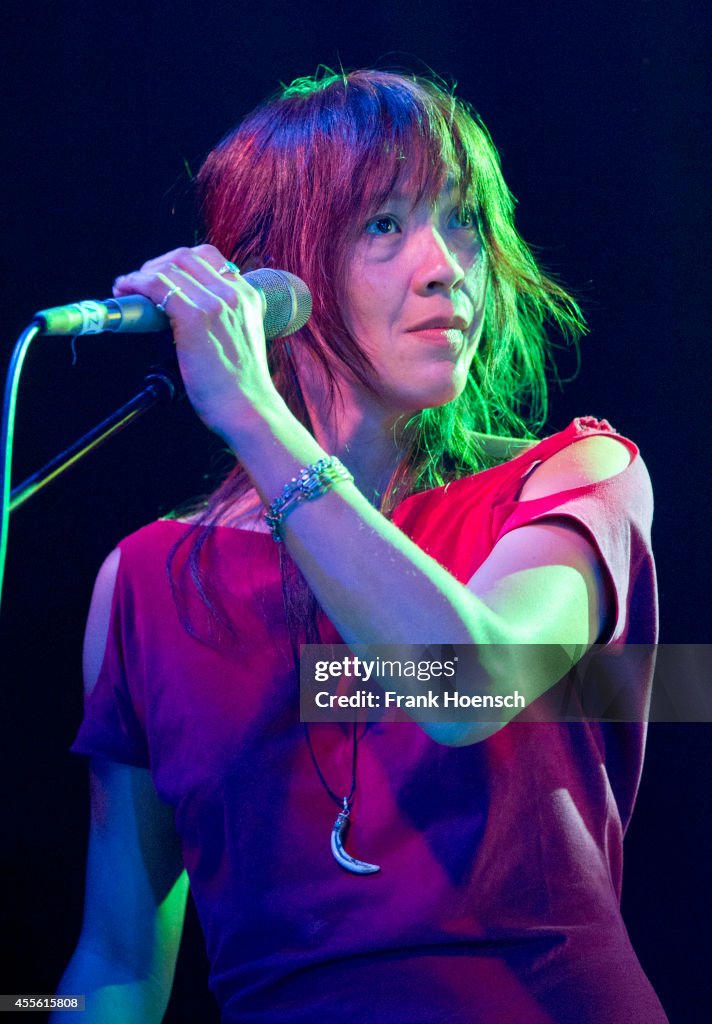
[82,548,121,698]
[519,434,632,502]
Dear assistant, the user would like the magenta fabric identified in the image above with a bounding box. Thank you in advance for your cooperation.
[71,417,668,1023]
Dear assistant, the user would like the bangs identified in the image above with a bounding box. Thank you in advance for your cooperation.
[279,71,475,228]
[345,91,460,219]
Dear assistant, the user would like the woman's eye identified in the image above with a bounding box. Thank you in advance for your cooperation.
[365,215,401,235]
[449,207,478,230]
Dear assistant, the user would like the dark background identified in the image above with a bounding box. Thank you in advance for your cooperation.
[1,1,709,1021]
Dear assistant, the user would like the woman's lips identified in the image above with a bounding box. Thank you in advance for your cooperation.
[408,327,465,347]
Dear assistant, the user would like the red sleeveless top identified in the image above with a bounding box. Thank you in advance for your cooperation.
[72,418,668,1023]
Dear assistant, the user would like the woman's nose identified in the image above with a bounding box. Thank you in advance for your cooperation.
[412,227,465,294]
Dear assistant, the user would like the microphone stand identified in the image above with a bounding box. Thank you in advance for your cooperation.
[9,367,181,511]
[0,315,182,612]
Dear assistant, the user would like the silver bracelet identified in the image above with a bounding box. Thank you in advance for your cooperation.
[264,456,354,541]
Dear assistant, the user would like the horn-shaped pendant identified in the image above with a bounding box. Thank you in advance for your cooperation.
[330,800,380,875]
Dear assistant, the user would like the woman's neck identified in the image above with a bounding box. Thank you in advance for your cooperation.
[295,356,407,505]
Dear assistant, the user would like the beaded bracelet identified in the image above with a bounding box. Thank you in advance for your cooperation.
[264,456,354,541]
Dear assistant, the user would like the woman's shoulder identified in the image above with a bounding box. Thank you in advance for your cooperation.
[473,416,637,463]
[170,488,269,533]
[489,416,654,539]
[108,495,274,582]
[439,416,649,514]
[113,490,269,556]
[517,418,637,502]
[113,517,194,558]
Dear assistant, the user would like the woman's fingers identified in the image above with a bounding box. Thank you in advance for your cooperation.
[112,265,264,362]
[139,243,226,276]
[135,245,244,302]
[107,247,277,441]
[111,268,196,316]
[165,253,262,319]
[112,247,262,328]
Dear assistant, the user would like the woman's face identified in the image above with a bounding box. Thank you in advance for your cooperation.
[341,179,488,415]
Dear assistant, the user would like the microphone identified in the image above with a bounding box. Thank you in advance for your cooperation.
[33,268,312,340]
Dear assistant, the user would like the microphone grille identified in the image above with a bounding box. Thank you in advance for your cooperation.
[244,268,312,340]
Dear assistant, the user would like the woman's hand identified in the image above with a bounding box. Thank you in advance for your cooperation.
[113,244,284,441]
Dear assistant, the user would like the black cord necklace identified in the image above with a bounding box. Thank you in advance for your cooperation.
[303,721,380,875]
[280,544,379,874]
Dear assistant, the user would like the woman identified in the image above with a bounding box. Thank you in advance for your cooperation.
[56,70,667,1022]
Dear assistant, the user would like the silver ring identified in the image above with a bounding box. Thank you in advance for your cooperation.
[156,283,182,312]
[218,261,240,277]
